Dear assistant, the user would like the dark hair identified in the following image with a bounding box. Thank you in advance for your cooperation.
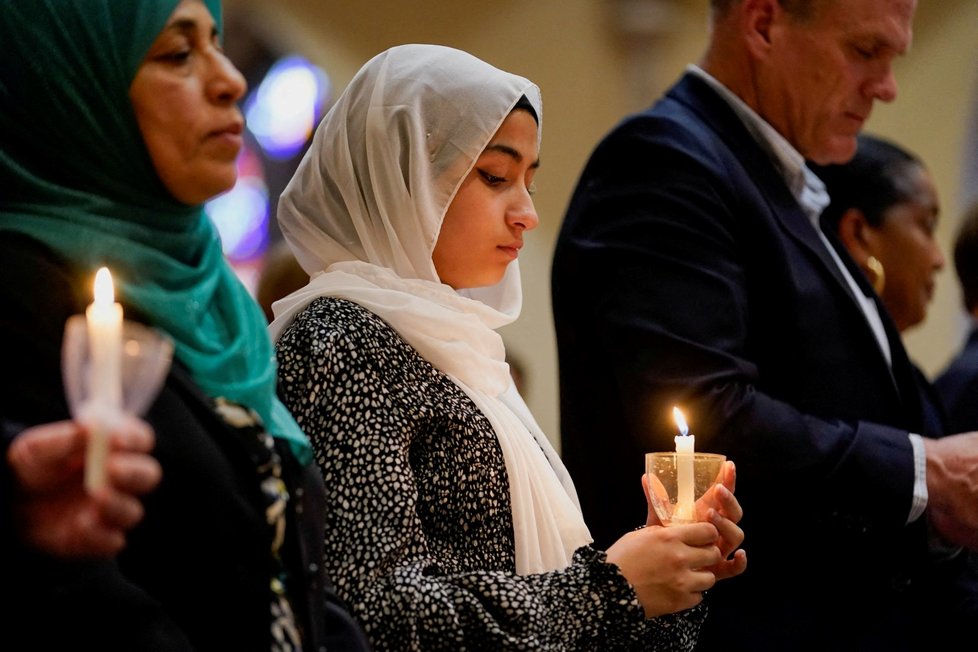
[711,0,823,21]
[953,202,978,312]
[811,133,923,232]
[513,95,538,125]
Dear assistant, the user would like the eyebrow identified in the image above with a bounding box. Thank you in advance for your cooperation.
[164,18,219,39]
[484,143,541,169]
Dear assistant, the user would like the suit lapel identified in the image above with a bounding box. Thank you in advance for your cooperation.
[820,226,925,423]
[668,74,924,427]
[669,75,859,304]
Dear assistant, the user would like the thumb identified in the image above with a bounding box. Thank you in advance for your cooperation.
[642,473,664,526]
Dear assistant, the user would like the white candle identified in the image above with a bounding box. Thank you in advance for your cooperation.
[84,267,123,492]
[672,407,695,521]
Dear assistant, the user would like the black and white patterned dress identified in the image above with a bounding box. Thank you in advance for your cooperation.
[276,297,704,651]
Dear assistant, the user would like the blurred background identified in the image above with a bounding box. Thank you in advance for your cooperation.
[215,0,978,451]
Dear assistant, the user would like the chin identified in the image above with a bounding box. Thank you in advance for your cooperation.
[809,135,859,166]
[457,273,507,290]
[811,146,857,166]
[174,173,238,205]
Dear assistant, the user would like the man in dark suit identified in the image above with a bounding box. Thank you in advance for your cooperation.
[552,0,978,649]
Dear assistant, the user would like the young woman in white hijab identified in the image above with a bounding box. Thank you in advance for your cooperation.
[270,44,746,651]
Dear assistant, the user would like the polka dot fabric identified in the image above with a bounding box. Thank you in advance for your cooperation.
[276,297,704,650]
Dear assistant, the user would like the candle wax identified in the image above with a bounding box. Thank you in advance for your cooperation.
[84,268,123,492]
[674,433,695,521]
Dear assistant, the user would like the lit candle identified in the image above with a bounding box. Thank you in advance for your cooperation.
[672,406,695,521]
[84,267,123,493]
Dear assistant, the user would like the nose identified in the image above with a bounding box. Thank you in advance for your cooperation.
[867,66,898,103]
[931,242,945,271]
[508,190,539,232]
[208,51,247,105]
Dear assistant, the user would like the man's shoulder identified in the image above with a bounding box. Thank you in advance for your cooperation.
[628,72,728,122]
[593,74,741,158]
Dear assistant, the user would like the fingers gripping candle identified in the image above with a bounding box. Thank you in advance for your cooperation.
[672,406,695,521]
[84,267,123,493]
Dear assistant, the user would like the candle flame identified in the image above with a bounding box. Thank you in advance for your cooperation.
[672,406,689,436]
[94,267,115,306]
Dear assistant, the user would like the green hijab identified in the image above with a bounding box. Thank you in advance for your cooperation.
[0,0,311,462]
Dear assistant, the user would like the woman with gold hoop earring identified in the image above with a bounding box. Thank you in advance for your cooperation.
[814,133,944,334]
[812,133,947,441]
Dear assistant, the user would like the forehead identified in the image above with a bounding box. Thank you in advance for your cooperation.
[887,166,939,216]
[480,110,539,156]
[165,0,213,25]
[902,166,938,208]
[812,0,916,51]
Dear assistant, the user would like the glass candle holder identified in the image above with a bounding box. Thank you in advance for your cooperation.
[645,451,726,525]
[62,315,173,492]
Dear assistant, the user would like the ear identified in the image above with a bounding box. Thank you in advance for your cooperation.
[836,207,877,259]
[742,0,778,58]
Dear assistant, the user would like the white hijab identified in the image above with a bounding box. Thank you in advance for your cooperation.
[269,44,592,574]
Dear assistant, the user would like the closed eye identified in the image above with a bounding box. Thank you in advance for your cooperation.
[479,170,506,186]
[160,50,191,63]
[849,40,881,61]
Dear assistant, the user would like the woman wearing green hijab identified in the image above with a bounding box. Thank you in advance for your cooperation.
[0,1,370,649]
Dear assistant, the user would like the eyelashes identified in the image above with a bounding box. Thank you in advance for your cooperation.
[479,171,506,186]
[478,170,537,195]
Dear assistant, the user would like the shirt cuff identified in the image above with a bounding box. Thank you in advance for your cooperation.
[907,433,928,524]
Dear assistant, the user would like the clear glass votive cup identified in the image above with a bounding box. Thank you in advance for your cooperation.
[645,452,726,525]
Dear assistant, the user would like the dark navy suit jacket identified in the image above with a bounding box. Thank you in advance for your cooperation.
[935,326,978,433]
[552,72,977,650]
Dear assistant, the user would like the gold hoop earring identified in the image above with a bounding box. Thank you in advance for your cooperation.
[865,255,885,294]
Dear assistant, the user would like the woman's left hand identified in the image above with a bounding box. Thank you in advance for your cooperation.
[8,417,161,558]
[696,461,746,580]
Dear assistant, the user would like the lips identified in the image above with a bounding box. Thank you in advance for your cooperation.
[844,111,867,128]
[498,241,523,260]
[846,102,874,124]
[206,119,244,155]
[209,119,244,138]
